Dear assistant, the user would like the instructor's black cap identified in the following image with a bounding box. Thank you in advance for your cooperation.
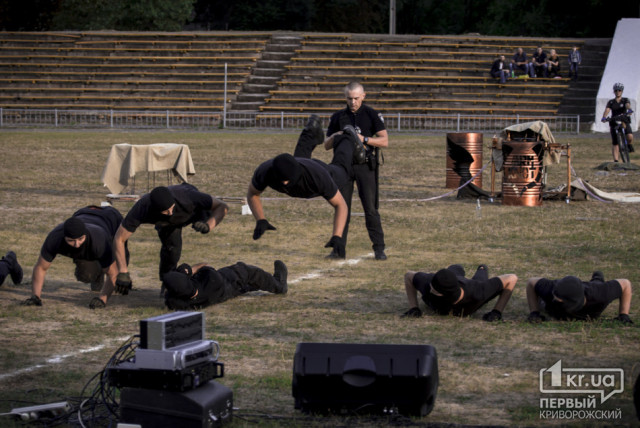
[149,186,175,212]
[63,217,88,239]
[272,154,302,183]
[163,271,196,299]
[432,268,461,302]
[554,276,585,314]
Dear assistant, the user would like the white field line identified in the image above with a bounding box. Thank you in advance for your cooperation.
[1,251,382,380]
[0,336,131,381]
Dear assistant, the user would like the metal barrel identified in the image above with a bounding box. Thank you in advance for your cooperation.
[501,139,544,206]
[445,132,483,189]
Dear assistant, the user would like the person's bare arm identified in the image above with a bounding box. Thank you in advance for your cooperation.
[616,279,632,315]
[113,225,133,273]
[247,184,266,221]
[526,277,543,312]
[191,263,208,274]
[327,191,348,238]
[206,197,228,231]
[323,132,341,150]
[404,271,420,309]
[492,273,518,313]
[31,255,51,299]
[365,129,389,149]
[97,262,118,305]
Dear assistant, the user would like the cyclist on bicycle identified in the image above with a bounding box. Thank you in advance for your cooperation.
[601,82,634,162]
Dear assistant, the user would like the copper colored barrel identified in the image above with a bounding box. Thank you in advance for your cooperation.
[445,133,483,189]
[501,140,544,206]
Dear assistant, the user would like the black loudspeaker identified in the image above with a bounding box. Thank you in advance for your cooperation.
[119,380,232,427]
[292,343,438,416]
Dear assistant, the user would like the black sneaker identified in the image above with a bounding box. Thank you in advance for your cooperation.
[628,144,635,153]
[374,250,387,260]
[342,125,367,164]
[401,307,422,318]
[482,309,502,322]
[3,251,23,285]
[305,114,324,145]
[273,260,288,294]
[590,271,605,283]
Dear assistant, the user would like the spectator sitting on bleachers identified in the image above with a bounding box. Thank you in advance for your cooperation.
[490,55,509,84]
[531,47,547,78]
[546,49,561,78]
[510,47,531,77]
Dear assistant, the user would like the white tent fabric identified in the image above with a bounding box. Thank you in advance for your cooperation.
[571,179,640,203]
[592,18,640,134]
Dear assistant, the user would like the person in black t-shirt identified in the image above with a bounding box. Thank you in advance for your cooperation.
[248,118,350,258]
[162,260,288,310]
[401,264,518,321]
[601,82,635,161]
[23,205,124,308]
[526,272,633,323]
[113,184,228,294]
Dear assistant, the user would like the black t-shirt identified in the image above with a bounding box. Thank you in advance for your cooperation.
[251,157,339,200]
[327,104,386,156]
[41,224,114,268]
[122,184,213,232]
[413,272,504,316]
[534,278,622,320]
[606,97,631,125]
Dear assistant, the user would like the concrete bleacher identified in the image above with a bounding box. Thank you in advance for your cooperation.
[0,31,609,119]
[0,31,270,110]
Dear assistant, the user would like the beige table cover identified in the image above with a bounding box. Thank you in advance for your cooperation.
[101,143,195,195]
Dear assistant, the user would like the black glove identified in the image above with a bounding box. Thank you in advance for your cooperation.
[482,309,502,322]
[253,219,276,240]
[401,307,422,318]
[115,272,132,295]
[613,314,633,324]
[527,311,546,323]
[22,295,42,306]
[192,221,210,234]
[324,235,346,258]
[89,297,106,309]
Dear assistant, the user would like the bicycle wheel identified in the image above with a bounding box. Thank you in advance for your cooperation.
[618,131,630,163]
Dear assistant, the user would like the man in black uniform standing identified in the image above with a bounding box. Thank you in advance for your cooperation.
[162,260,288,310]
[113,184,228,293]
[23,205,124,308]
[324,81,388,260]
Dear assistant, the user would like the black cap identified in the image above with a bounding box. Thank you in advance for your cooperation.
[63,217,87,239]
[432,268,461,302]
[149,187,175,212]
[555,276,585,314]
[272,154,302,183]
[162,271,196,299]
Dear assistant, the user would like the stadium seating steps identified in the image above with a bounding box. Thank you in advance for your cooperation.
[0,31,607,118]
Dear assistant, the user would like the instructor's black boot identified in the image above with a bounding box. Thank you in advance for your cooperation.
[343,125,367,164]
[590,271,605,283]
[305,114,324,145]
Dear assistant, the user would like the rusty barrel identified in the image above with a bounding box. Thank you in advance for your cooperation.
[501,139,544,206]
[445,133,483,189]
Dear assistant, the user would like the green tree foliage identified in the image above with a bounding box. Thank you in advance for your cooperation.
[50,0,196,31]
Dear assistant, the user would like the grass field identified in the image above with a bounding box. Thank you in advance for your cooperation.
[0,128,639,427]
